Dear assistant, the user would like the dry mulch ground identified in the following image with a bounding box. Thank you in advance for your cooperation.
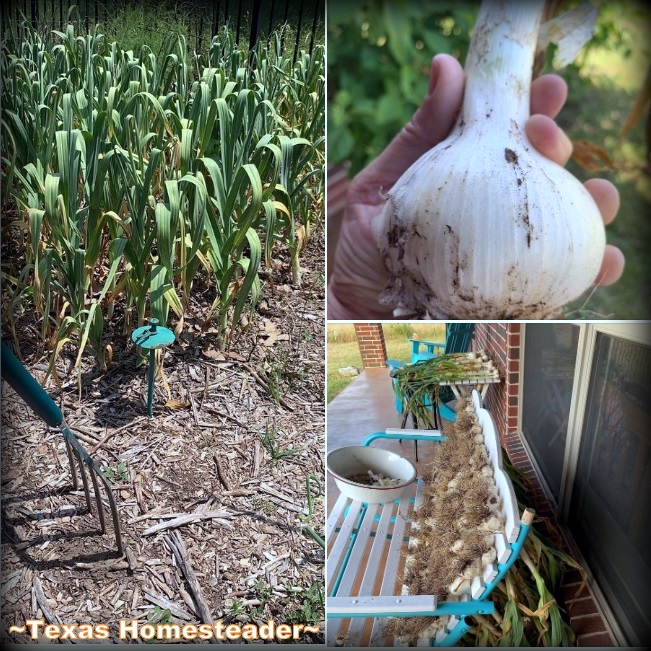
[0,233,325,644]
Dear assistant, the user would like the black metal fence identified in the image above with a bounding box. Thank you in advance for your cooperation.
[1,1,324,59]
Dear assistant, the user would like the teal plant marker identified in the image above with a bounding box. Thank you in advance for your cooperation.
[131,318,175,417]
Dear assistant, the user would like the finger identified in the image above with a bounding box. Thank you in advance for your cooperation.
[584,178,620,225]
[355,53,465,194]
[596,245,625,286]
[525,113,573,166]
[530,74,567,118]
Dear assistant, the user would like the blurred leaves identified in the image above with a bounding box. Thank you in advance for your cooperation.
[327,0,477,173]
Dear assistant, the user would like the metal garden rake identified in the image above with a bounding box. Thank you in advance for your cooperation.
[1,341,123,556]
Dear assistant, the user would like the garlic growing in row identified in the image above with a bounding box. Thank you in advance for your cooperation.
[373,0,605,319]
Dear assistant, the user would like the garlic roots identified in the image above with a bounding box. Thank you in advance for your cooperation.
[373,0,605,319]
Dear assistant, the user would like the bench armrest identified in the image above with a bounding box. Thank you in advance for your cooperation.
[363,430,447,446]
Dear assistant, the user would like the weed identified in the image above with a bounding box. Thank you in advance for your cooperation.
[284,582,324,626]
[299,329,313,342]
[252,497,278,516]
[228,598,246,616]
[253,580,272,603]
[266,365,284,404]
[101,462,128,483]
[260,427,302,464]
[299,473,324,549]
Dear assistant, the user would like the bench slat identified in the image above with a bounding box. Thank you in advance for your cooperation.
[346,503,399,645]
[327,500,365,587]
[329,595,438,616]
[335,503,380,598]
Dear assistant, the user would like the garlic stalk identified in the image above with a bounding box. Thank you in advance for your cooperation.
[373,0,605,319]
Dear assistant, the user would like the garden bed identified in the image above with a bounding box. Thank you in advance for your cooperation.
[0,233,325,644]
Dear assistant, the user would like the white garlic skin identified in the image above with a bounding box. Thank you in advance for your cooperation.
[373,134,606,319]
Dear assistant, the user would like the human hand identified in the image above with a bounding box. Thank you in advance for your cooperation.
[327,53,625,320]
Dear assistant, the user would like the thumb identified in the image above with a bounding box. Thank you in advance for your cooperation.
[355,54,465,194]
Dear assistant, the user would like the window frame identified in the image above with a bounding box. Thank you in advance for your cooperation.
[519,322,651,646]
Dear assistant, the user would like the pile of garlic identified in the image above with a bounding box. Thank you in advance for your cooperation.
[389,394,505,644]
[367,470,403,488]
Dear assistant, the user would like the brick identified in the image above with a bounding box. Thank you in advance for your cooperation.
[562,570,584,585]
[577,631,615,646]
[569,613,607,637]
[561,582,587,602]
[566,596,599,618]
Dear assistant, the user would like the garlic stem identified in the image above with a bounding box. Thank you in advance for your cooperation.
[462,0,545,129]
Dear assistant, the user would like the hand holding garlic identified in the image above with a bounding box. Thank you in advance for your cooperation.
[328,48,624,320]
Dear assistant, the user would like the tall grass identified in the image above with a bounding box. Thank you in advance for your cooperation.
[1,17,324,373]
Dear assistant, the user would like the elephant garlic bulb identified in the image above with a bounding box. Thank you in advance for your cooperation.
[373,0,605,319]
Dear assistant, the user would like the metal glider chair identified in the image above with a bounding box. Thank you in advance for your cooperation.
[326,391,535,647]
[386,324,475,460]
[1,342,124,556]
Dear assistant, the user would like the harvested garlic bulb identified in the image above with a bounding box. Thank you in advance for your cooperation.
[373,0,605,319]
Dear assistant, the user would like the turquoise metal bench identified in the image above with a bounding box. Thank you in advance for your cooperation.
[326,390,534,647]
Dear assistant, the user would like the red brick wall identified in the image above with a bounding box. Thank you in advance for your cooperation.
[354,324,388,368]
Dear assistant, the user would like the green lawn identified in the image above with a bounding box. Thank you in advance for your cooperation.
[326,323,446,402]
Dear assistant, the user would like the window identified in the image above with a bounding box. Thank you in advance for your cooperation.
[522,324,651,645]
[569,333,651,646]
[521,324,579,502]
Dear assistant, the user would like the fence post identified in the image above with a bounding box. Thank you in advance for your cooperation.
[308,1,320,56]
[293,0,304,65]
[30,0,38,29]
[248,0,262,59]
[267,0,275,35]
[212,1,218,37]
[235,0,242,44]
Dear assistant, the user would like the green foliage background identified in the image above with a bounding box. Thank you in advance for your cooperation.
[327,0,651,320]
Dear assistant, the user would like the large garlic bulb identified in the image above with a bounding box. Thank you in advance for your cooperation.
[373,0,605,319]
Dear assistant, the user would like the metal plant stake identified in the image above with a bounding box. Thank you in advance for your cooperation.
[131,318,175,417]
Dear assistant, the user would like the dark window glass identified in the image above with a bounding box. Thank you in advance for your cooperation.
[522,324,579,502]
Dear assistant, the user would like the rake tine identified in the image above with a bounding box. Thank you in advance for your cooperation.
[88,464,107,534]
[91,463,124,556]
[72,445,94,515]
[63,435,80,490]
[63,427,124,556]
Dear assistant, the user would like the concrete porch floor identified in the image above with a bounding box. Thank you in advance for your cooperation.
[326,367,443,513]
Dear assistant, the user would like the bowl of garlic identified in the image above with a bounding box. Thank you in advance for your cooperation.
[327,446,417,504]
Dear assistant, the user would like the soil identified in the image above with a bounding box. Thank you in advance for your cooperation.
[0,230,325,644]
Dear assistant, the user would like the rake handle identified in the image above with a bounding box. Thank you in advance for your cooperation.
[1,342,63,428]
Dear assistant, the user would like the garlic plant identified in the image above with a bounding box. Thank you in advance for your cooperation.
[373,0,605,319]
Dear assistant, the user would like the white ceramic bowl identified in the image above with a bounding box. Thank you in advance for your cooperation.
[327,446,417,504]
